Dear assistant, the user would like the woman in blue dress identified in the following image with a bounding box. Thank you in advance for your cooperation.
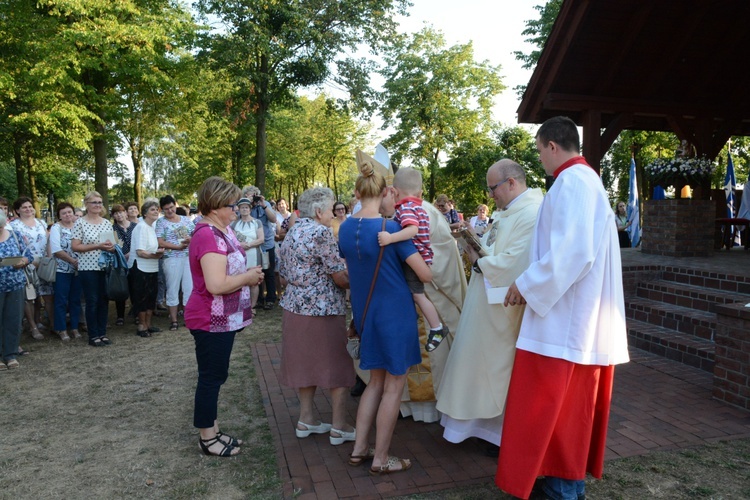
[339,161,432,475]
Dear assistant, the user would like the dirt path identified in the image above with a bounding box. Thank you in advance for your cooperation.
[0,307,283,499]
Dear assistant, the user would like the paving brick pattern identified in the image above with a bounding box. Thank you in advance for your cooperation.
[253,343,750,499]
[254,249,750,498]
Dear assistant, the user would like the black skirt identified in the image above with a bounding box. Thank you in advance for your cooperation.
[129,261,158,314]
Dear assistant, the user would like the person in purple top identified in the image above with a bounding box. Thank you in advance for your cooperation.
[185,177,264,457]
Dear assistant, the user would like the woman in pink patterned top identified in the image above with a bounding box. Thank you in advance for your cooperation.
[185,177,265,457]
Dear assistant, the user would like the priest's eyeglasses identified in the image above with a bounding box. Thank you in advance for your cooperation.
[487,177,510,194]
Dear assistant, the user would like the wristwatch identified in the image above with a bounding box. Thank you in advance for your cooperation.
[472,260,482,274]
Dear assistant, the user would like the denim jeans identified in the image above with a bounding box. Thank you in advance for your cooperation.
[78,270,108,340]
[542,477,585,500]
[53,271,82,331]
[0,287,24,362]
[191,329,236,428]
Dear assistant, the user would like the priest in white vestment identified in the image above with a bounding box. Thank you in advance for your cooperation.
[436,159,542,447]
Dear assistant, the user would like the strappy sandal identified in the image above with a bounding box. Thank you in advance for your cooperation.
[30,328,44,340]
[348,447,375,467]
[169,322,179,331]
[369,456,412,476]
[199,436,239,457]
[137,330,151,338]
[425,326,449,353]
[217,431,243,447]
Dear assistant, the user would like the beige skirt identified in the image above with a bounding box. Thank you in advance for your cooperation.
[279,310,355,389]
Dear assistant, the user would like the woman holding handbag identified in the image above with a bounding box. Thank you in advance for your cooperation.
[0,211,34,370]
[10,197,52,340]
[71,191,116,347]
[49,203,82,341]
[338,161,432,475]
[278,187,354,446]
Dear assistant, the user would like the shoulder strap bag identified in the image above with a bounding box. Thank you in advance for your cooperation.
[346,218,387,360]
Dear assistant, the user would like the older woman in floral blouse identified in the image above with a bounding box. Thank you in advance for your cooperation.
[278,187,355,446]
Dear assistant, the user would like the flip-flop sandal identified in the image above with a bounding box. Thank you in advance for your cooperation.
[169,322,179,331]
[348,447,376,467]
[369,456,412,476]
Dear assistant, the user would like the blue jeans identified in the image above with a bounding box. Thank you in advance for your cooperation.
[53,272,82,331]
[192,329,236,428]
[78,270,108,340]
[543,477,585,500]
[0,287,24,362]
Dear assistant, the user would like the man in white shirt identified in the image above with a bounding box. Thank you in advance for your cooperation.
[496,116,629,500]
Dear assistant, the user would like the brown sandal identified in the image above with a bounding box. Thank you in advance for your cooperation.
[348,447,375,467]
[369,456,412,476]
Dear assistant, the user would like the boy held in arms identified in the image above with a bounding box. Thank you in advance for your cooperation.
[377,168,448,352]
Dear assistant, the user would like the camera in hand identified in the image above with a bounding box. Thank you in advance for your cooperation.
[253,195,262,203]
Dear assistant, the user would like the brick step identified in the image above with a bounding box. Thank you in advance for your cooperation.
[626,318,714,373]
[636,279,750,313]
[625,297,715,341]
[661,268,750,295]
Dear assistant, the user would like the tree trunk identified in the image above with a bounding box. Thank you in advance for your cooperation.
[131,136,143,208]
[428,150,440,201]
[254,108,268,193]
[13,133,26,196]
[93,119,108,209]
[253,54,270,193]
[25,150,39,215]
[232,143,243,186]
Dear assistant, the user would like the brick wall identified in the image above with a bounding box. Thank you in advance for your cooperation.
[642,200,714,257]
[714,302,750,411]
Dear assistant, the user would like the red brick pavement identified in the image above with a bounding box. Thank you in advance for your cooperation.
[252,343,750,499]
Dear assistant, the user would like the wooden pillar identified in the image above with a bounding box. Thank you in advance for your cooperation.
[581,110,602,174]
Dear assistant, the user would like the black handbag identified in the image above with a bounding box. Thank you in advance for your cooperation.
[106,264,129,301]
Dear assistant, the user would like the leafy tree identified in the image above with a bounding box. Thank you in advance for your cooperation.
[194,0,410,192]
[440,125,545,215]
[513,0,562,96]
[0,1,95,209]
[266,95,368,203]
[379,27,505,200]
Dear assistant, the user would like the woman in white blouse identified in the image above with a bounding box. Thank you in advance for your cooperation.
[128,200,164,337]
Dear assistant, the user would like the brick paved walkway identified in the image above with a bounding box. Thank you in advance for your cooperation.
[253,342,750,499]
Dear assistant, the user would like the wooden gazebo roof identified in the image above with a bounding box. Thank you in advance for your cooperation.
[517,0,750,170]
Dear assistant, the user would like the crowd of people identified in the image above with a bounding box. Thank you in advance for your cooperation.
[0,115,630,500]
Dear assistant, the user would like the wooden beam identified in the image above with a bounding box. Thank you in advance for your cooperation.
[545,94,750,118]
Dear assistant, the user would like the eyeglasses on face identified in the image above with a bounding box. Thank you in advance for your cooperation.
[487,177,511,194]
[87,201,103,205]
[334,208,346,212]
[224,203,239,210]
